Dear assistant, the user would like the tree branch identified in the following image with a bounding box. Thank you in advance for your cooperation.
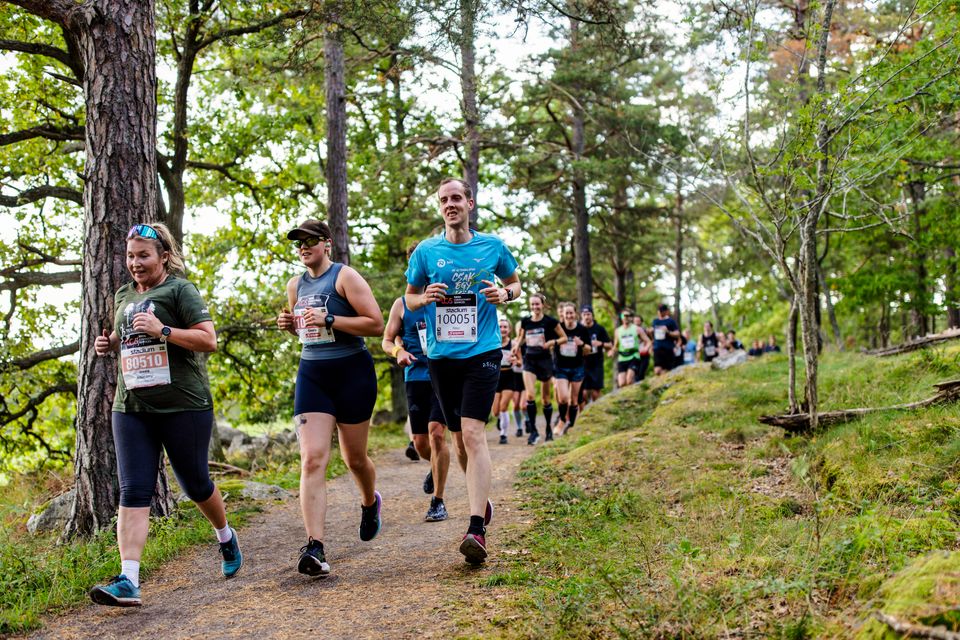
[0,124,84,147]
[0,270,81,291]
[0,185,82,207]
[3,341,79,371]
[196,9,309,51]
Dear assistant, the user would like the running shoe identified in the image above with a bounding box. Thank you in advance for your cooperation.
[423,470,434,495]
[459,533,488,564]
[359,490,382,541]
[219,527,243,578]
[527,432,540,446]
[405,441,420,461]
[545,433,554,442]
[515,427,523,438]
[498,434,508,445]
[425,498,448,522]
[297,538,330,576]
[89,575,141,607]
[484,499,493,526]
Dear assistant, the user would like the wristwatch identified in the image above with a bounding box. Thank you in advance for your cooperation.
[160,326,172,342]
[505,287,514,301]
[324,314,335,330]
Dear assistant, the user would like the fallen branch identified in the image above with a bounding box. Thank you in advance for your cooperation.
[759,379,960,433]
[867,328,960,357]
[874,612,960,639]
[207,461,251,477]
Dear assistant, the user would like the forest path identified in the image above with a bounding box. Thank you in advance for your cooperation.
[26,427,536,640]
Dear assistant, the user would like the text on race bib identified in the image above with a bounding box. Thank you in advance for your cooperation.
[121,338,171,389]
[501,348,513,367]
[417,321,428,354]
[526,328,545,348]
[294,297,335,345]
[559,341,578,358]
[654,327,667,341]
[705,345,716,357]
[436,293,477,343]
[620,332,636,350]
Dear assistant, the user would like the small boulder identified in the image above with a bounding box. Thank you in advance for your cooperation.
[27,489,76,535]
[238,481,289,500]
[712,350,748,370]
[219,425,249,446]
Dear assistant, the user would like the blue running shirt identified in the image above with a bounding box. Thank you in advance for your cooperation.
[406,231,519,360]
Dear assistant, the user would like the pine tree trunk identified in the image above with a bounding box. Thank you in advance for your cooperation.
[324,16,350,264]
[674,178,684,328]
[459,0,480,226]
[569,16,591,309]
[65,0,159,538]
[787,296,799,413]
[908,180,928,337]
[946,247,960,328]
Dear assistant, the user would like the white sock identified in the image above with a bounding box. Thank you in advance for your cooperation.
[215,524,233,543]
[499,412,509,435]
[121,559,140,587]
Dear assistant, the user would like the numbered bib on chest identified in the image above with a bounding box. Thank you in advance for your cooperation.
[294,297,334,345]
[620,332,636,350]
[705,344,716,357]
[121,337,171,389]
[560,341,578,358]
[501,348,513,367]
[417,321,429,354]
[654,327,667,341]
[436,293,478,342]
[526,328,545,348]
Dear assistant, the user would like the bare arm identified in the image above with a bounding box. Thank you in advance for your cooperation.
[276,276,299,337]
[321,266,384,336]
[131,314,217,353]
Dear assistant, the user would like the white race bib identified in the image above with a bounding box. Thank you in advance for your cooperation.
[559,341,578,358]
[417,321,428,354]
[526,328,545,348]
[654,327,667,341]
[435,293,477,342]
[294,303,335,345]
[501,348,513,367]
[705,345,716,357]
[121,337,171,389]
[620,332,636,350]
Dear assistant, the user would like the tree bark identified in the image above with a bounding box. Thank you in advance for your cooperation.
[818,261,842,350]
[62,0,159,538]
[389,364,407,421]
[459,0,480,226]
[787,295,799,414]
[324,13,350,264]
[568,17,592,310]
[908,180,928,337]
[946,247,960,328]
[673,174,684,327]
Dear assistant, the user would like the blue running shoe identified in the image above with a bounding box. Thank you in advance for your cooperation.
[219,528,242,578]
[359,490,382,541]
[89,575,141,607]
[424,497,448,522]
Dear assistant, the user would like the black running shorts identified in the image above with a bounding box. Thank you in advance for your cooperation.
[496,369,513,393]
[405,380,446,434]
[294,350,377,424]
[522,354,554,382]
[653,348,675,371]
[582,361,604,390]
[427,349,500,432]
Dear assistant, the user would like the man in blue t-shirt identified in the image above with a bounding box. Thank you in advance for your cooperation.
[651,303,681,376]
[405,178,522,565]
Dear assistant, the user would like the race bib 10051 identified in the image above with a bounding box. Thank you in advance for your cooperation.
[121,337,171,389]
[436,293,477,342]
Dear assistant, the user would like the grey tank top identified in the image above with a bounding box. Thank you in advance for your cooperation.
[294,263,366,360]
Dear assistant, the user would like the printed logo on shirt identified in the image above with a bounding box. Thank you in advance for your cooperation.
[437,258,448,268]
[121,300,157,340]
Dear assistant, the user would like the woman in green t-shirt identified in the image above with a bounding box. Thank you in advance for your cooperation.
[87,223,241,608]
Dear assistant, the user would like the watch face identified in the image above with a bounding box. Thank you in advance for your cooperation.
[161,326,171,336]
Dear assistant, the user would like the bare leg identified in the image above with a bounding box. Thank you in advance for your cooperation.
[428,421,450,499]
[451,431,468,472]
[337,420,377,506]
[117,506,151,561]
[194,486,227,529]
[297,413,336,541]
[459,417,492,518]
[412,433,432,460]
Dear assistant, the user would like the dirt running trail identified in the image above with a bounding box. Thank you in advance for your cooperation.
[26,429,536,640]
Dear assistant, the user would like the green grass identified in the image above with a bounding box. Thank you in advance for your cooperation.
[473,346,960,638]
[0,419,408,634]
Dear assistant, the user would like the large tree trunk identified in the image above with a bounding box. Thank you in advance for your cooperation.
[459,0,480,226]
[569,17,591,309]
[946,246,960,329]
[324,16,350,264]
[908,180,928,338]
[64,0,159,538]
[673,176,684,327]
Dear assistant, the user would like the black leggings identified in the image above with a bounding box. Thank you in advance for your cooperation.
[112,410,216,508]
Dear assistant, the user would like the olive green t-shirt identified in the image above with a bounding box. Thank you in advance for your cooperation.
[112,276,214,413]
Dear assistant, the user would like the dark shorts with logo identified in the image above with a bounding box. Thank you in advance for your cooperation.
[405,380,446,435]
[522,354,554,382]
[427,349,500,432]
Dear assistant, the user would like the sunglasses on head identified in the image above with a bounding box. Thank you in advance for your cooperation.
[127,224,168,249]
[294,236,327,249]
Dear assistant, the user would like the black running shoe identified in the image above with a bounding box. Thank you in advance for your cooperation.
[423,470,434,495]
[297,538,330,576]
[515,427,524,438]
[498,435,508,445]
[424,498,448,522]
[359,491,382,541]
[405,441,420,461]
[527,432,540,446]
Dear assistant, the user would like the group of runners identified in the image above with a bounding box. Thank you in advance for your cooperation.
[84,175,774,609]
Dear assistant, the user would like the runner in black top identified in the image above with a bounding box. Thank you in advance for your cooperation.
[698,321,721,362]
[651,304,681,376]
[492,318,521,445]
[579,305,611,407]
[552,302,591,436]
[515,293,567,444]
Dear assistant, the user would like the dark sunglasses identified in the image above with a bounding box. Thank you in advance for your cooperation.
[127,224,168,249]
[294,236,326,249]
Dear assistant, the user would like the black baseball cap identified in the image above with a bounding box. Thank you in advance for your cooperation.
[581,305,593,313]
[286,219,331,241]
[658,303,670,313]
